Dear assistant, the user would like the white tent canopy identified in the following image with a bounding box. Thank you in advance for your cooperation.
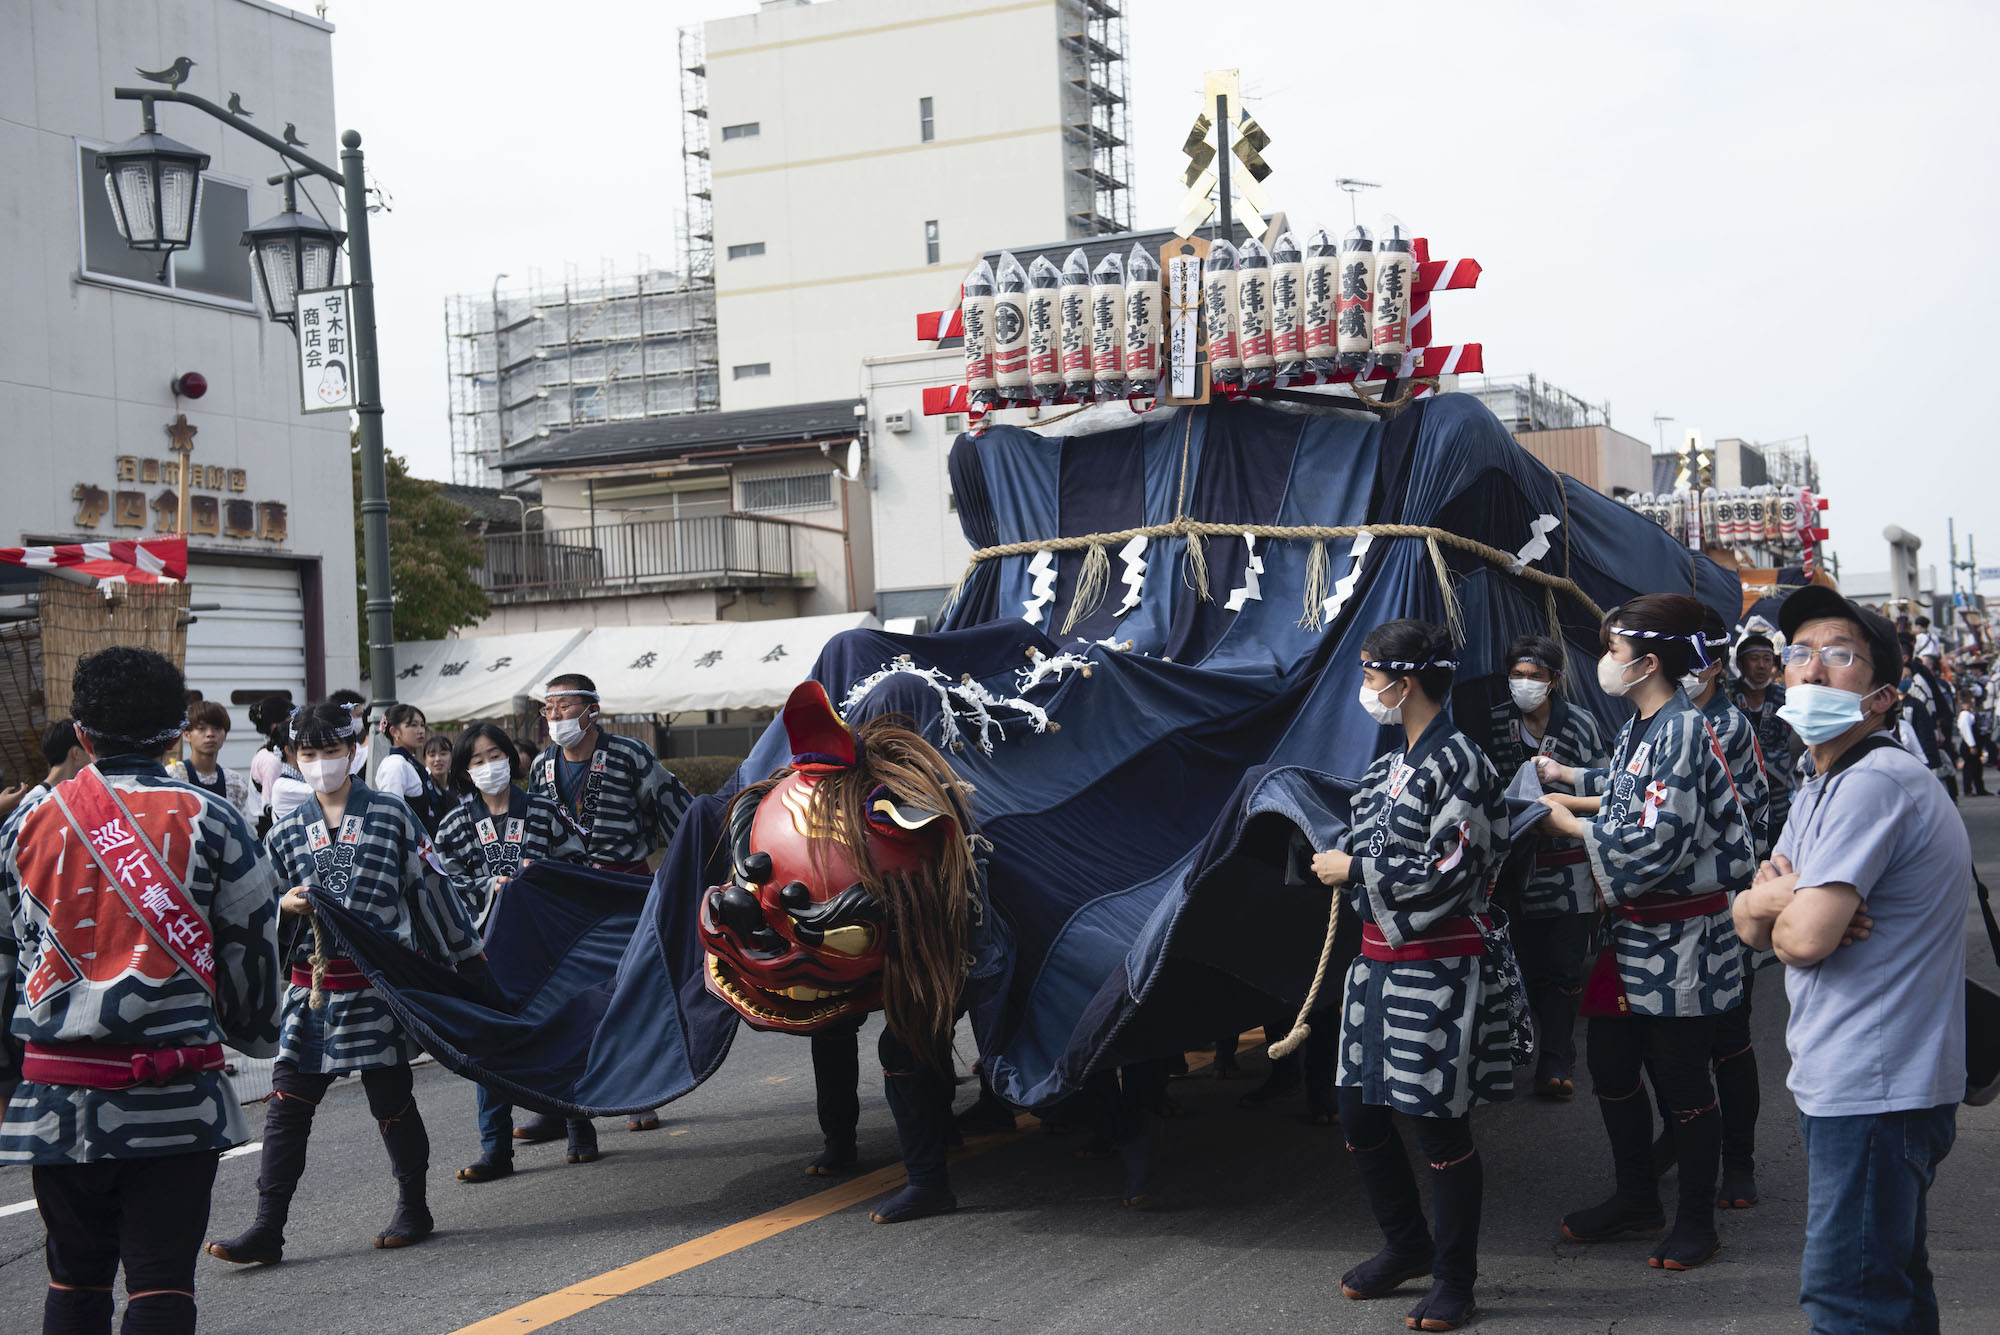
[392,629,587,723]
[391,613,878,722]
[556,612,878,715]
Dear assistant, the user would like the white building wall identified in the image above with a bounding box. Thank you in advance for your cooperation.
[705,0,1069,412]
[2,0,359,733]
[863,348,972,623]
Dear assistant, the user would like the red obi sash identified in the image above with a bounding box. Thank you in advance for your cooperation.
[1533,847,1588,869]
[1611,890,1728,925]
[1361,915,1492,962]
[594,859,652,877]
[23,1040,225,1089]
[290,957,369,991]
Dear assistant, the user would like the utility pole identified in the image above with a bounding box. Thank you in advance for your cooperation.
[1950,517,1960,606]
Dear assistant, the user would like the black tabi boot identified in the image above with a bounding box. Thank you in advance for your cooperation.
[870,1067,958,1224]
[1651,1080,1679,1178]
[1650,1104,1722,1270]
[1341,1130,1437,1300]
[808,1030,861,1174]
[374,1099,435,1249]
[42,1284,114,1334]
[457,1146,513,1184]
[1116,1059,1171,1206]
[953,1069,1020,1137]
[565,1118,600,1165]
[1561,1086,1665,1242]
[1405,1149,1482,1331]
[1714,1045,1761,1208]
[1212,1034,1243,1079]
[1530,983,1580,1098]
[512,1110,564,1143]
[207,1086,317,1264]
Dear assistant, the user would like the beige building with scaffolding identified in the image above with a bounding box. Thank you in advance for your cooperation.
[445,0,1132,487]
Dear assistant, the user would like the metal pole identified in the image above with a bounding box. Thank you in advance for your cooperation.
[1949,517,1959,607]
[341,130,397,712]
[1215,93,1232,242]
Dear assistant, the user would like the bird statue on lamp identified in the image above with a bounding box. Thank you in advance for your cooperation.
[227,92,253,117]
[135,57,195,90]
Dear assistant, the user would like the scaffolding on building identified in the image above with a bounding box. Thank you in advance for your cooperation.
[444,263,720,488]
[679,25,718,333]
[1057,0,1133,237]
[1750,434,1819,490]
[1457,374,1610,434]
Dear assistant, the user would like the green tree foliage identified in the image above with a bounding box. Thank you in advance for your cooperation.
[352,440,489,642]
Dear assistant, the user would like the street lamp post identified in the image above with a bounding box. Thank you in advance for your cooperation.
[102,77,399,713]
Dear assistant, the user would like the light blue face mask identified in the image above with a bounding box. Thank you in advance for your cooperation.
[1777,683,1884,745]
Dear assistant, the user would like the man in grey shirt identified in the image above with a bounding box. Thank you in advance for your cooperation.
[1734,586,1971,1335]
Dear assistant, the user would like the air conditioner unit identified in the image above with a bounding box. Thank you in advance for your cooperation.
[882,410,913,434]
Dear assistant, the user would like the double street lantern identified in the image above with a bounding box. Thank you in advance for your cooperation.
[104,70,404,713]
[94,129,211,272]
[242,184,345,327]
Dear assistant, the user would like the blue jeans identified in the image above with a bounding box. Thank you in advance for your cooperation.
[1799,1104,1956,1334]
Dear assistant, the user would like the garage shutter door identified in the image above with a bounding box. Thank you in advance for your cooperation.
[184,560,308,770]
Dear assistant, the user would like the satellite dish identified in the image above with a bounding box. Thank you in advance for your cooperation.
[840,439,863,482]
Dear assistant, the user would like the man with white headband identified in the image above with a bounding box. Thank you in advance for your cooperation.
[522,671,692,1136]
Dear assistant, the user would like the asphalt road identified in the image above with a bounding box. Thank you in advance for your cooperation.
[4,807,1999,1335]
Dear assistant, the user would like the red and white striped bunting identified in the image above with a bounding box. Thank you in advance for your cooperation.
[0,537,187,584]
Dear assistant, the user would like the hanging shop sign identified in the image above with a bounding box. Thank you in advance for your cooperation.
[297,286,356,414]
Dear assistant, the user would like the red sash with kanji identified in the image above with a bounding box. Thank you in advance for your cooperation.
[50,767,217,997]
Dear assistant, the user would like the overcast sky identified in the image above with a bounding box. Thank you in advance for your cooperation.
[327,0,1997,585]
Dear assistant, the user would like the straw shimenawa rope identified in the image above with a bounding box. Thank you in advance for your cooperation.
[942,519,1607,632]
[307,910,331,1012]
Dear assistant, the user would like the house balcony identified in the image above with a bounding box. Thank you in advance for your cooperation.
[477,514,810,604]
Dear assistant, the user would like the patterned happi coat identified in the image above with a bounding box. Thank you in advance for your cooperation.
[1577,691,1752,1018]
[1730,680,1797,837]
[0,758,283,1165]
[1487,695,1608,918]
[265,783,481,1073]
[432,788,585,930]
[529,731,694,870]
[1336,713,1514,1117]
[1700,690,1772,862]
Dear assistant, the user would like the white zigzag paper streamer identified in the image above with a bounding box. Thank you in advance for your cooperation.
[1020,550,1058,626]
[1321,531,1374,626]
[1509,513,1560,574]
[1017,648,1091,693]
[1225,531,1264,612]
[1115,535,1148,617]
[840,658,1068,758]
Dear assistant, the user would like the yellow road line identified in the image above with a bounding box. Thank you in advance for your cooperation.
[444,1035,1260,1333]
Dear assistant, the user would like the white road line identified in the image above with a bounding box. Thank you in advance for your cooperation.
[1,1142,260,1220]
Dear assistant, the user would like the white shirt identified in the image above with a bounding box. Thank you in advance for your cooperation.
[374,751,424,799]
[1912,631,1942,660]
[1958,708,1979,750]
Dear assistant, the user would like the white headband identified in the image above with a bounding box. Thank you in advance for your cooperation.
[542,686,598,701]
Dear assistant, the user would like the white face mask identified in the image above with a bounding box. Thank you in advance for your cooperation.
[1359,681,1405,725]
[1509,679,1551,712]
[1597,653,1652,699]
[549,712,594,749]
[469,759,514,794]
[301,756,350,794]
[1679,672,1704,695]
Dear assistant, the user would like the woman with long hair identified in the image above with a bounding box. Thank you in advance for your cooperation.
[430,722,590,1180]
[207,701,483,1263]
[1535,593,1753,1271]
[1311,619,1510,1332]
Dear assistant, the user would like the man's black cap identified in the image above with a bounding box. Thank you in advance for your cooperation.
[1779,586,1903,689]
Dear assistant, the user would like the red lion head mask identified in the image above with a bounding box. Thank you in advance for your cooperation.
[699,682,962,1035]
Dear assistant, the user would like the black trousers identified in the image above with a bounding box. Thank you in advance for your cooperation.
[34,1150,219,1335]
[1588,1012,1718,1112]
[1961,743,1987,796]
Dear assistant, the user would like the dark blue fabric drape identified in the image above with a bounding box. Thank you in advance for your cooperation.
[329,394,1740,1114]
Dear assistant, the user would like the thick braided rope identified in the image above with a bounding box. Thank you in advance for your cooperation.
[945,519,1606,624]
[307,911,330,1012]
[1267,887,1342,1060]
